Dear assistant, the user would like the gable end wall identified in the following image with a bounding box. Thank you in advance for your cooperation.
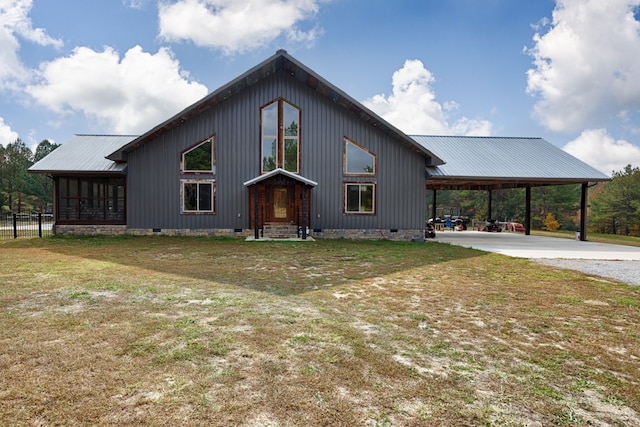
[124,72,427,239]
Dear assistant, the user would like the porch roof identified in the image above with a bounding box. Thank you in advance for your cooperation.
[243,168,318,187]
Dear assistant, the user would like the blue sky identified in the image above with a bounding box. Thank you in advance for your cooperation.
[2,0,640,175]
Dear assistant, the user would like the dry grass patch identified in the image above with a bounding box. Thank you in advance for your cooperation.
[1,236,639,426]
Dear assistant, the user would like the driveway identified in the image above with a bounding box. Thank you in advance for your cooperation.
[432,230,640,260]
[431,231,640,286]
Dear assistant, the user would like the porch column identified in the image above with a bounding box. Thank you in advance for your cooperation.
[254,185,259,240]
[302,186,308,239]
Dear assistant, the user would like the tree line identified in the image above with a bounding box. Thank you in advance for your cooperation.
[2,137,639,236]
[1,139,59,216]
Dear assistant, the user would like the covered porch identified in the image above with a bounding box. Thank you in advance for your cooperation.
[243,168,317,240]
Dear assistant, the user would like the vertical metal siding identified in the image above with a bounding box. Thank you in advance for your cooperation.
[127,72,426,231]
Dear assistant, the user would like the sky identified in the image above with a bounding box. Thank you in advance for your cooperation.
[1,0,640,176]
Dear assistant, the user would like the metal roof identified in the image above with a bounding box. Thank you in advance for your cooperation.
[243,168,318,187]
[411,135,610,190]
[107,50,444,166]
[29,134,137,175]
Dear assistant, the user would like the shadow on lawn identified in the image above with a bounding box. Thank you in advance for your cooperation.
[39,235,487,295]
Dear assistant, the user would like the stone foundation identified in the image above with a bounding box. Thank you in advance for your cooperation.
[53,224,129,236]
[52,225,424,241]
[312,228,424,241]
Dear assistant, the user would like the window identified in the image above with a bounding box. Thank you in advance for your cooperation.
[345,183,375,214]
[182,137,214,173]
[261,99,300,173]
[181,180,215,213]
[345,139,376,175]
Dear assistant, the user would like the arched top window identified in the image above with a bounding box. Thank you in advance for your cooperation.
[261,99,300,173]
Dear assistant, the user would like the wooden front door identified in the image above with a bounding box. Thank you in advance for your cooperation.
[271,185,292,223]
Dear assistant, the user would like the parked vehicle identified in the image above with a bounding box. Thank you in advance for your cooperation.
[507,222,525,233]
[480,219,502,232]
[425,222,436,238]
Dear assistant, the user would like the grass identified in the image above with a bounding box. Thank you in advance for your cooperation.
[532,229,640,247]
[1,235,639,426]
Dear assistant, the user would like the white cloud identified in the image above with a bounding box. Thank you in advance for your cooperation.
[158,0,325,54]
[563,128,640,174]
[26,45,209,134]
[0,0,62,89]
[0,116,19,145]
[526,0,640,132]
[363,59,494,136]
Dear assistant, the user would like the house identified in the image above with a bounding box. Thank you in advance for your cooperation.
[29,50,609,241]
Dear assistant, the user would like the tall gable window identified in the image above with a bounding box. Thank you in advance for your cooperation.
[261,99,300,173]
[180,137,215,214]
[343,137,376,215]
[182,137,214,173]
[344,138,376,175]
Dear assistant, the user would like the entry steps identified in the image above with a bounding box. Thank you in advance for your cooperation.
[262,224,299,239]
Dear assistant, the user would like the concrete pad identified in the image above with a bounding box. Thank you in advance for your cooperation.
[431,231,640,260]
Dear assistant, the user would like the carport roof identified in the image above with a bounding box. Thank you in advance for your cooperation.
[411,135,610,190]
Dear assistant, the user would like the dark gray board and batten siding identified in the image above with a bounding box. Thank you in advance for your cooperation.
[125,73,427,231]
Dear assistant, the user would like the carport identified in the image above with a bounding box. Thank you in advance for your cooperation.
[411,136,610,241]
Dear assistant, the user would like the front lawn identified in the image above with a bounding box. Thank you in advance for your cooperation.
[1,236,639,426]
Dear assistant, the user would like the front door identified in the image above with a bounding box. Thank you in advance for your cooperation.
[272,186,289,222]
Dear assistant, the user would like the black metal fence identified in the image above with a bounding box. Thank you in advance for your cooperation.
[0,213,54,240]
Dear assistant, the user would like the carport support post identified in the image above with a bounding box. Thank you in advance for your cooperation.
[580,182,588,242]
[525,186,531,236]
[487,189,492,220]
[431,190,437,222]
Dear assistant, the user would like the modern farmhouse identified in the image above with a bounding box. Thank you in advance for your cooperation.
[29,50,609,241]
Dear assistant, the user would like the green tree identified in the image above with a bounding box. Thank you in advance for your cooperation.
[1,139,33,213]
[31,140,60,212]
[589,165,640,236]
[531,185,581,230]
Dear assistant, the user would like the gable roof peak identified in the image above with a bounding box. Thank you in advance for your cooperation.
[107,51,444,166]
